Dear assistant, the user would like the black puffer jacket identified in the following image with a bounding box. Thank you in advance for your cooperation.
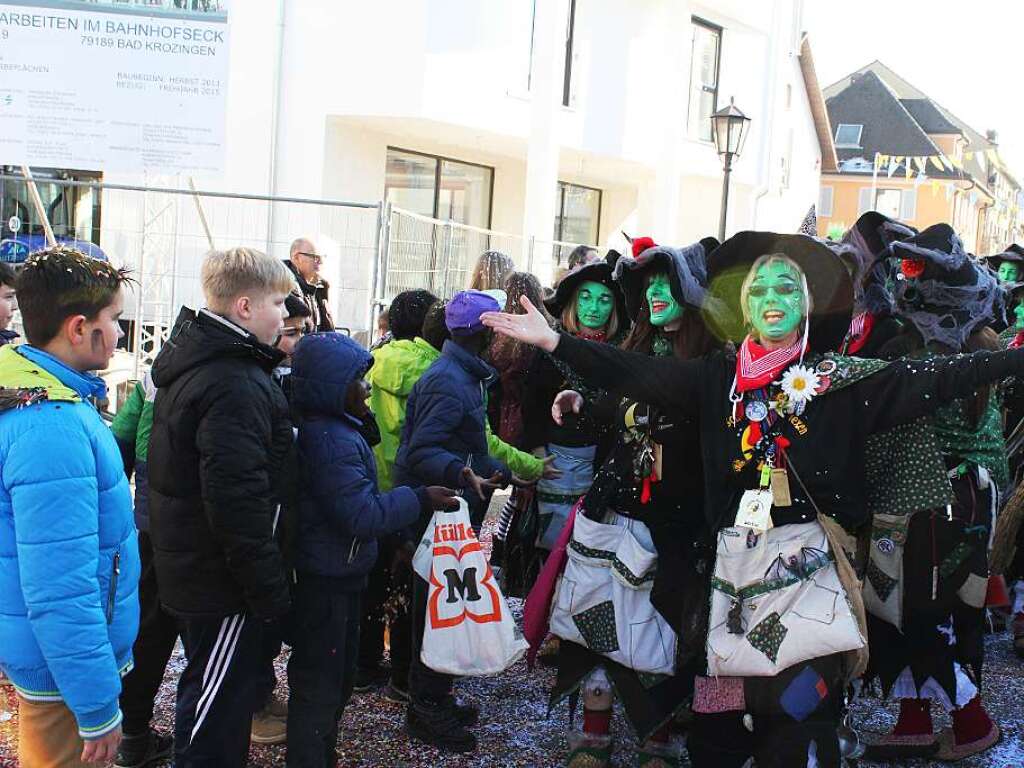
[148,308,294,619]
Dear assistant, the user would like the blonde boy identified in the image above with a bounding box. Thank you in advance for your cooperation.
[147,248,296,768]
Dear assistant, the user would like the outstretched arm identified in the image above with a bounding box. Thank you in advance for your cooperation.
[862,348,1024,433]
[483,297,705,415]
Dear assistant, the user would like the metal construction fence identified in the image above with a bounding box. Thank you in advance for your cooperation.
[0,175,594,379]
[374,203,590,310]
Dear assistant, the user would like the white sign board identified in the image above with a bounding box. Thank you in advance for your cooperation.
[0,0,230,174]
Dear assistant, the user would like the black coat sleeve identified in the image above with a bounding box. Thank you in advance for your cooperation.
[196,376,291,619]
[859,347,1024,434]
[520,351,562,451]
[552,333,706,416]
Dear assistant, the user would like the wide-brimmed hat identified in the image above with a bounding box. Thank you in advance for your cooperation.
[543,255,627,322]
[890,223,1004,349]
[840,212,917,315]
[702,231,854,353]
[611,239,718,321]
[981,243,1024,272]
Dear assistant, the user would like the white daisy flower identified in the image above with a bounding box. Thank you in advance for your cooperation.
[779,364,820,412]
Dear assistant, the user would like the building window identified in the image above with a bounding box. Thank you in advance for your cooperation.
[818,186,834,217]
[554,182,601,247]
[834,124,863,149]
[874,189,902,219]
[525,0,577,107]
[384,148,493,228]
[687,18,722,142]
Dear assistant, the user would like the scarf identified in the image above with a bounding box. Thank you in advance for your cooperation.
[734,334,804,393]
[843,311,876,355]
[577,328,608,343]
[1011,331,1024,350]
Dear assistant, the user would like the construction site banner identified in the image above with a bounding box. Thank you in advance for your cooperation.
[0,0,230,174]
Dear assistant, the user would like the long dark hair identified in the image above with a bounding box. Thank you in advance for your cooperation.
[621,270,717,360]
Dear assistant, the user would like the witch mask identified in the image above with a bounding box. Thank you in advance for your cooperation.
[646,272,683,327]
[575,280,615,330]
[745,260,807,342]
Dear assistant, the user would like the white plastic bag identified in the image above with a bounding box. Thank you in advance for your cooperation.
[413,498,527,676]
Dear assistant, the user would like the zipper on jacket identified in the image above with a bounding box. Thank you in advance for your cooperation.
[347,539,361,564]
[106,550,121,625]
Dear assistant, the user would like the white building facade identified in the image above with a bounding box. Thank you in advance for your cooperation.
[17,0,828,336]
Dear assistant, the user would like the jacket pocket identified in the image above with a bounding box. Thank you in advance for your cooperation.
[106,550,121,625]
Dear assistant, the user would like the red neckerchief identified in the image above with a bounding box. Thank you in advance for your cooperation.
[1010,331,1024,349]
[577,328,608,343]
[843,311,876,355]
[734,335,804,393]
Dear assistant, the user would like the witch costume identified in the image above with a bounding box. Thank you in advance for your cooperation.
[836,211,916,358]
[856,224,1006,762]
[520,257,629,554]
[516,231,1024,768]
[547,240,717,768]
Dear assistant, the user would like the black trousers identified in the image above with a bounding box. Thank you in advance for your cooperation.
[408,572,453,702]
[687,656,843,768]
[286,580,362,768]
[174,613,265,768]
[358,537,411,687]
[119,530,179,737]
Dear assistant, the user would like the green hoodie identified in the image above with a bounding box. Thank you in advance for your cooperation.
[368,337,543,490]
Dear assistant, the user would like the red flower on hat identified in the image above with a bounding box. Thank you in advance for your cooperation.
[631,236,657,258]
[901,258,925,279]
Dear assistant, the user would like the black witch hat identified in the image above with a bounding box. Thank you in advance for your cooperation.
[611,238,718,321]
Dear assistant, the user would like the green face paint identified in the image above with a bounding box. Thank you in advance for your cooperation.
[998,261,1020,284]
[746,261,807,342]
[1015,303,1024,331]
[645,272,683,327]
[575,281,615,329]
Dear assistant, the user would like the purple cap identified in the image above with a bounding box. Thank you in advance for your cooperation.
[445,290,501,336]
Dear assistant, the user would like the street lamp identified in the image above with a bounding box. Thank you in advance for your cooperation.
[711,98,752,241]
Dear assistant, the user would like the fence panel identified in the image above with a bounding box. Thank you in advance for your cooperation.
[0,174,381,374]
[377,206,592,309]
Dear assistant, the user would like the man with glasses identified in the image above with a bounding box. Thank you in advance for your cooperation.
[286,237,335,332]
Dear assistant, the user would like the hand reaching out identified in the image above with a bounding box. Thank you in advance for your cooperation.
[460,467,504,500]
[481,296,560,352]
[426,485,459,510]
[552,390,584,426]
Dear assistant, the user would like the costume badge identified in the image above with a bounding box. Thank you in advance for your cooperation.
[876,538,895,554]
[735,489,774,533]
[816,359,837,376]
[745,400,769,423]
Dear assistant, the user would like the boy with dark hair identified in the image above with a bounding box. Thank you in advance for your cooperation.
[0,246,139,767]
[0,261,18,345]
[286,331,457,766]
[393,290,513,753]
[148,247,295,768]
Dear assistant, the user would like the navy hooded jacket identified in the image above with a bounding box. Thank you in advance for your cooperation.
[291,333,426,589]
[394,339,510,529]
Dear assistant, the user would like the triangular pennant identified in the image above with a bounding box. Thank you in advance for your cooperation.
[965,151,974,161]
[950,155,964,170]
[887,159,899,178]
[930,156,946,172]
[941,155,955,171]
[945,183,954,200]
[905,163,913,180]
[931,180,940,196]
[914,157,928,173]
[876,154,889,168]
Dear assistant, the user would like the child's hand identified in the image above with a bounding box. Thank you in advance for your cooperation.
[426,485,460,510]
[538,454,562,480]
[552,390,583,425]
[81,726,121,764]
[460,467,504,500]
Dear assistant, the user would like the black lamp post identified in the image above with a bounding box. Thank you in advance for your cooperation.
[711,98,752,241]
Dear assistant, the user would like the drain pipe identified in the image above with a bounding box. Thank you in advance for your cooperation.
[750,0,786,228]
[265,0,287,253]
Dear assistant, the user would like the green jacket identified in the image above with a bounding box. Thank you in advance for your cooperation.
[368,338,543,491]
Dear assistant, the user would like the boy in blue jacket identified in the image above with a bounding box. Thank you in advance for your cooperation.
[0,247,139,767]
[393,290,511,754]
[287,332,456,767]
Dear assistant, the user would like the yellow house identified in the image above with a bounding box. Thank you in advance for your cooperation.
[816,62,1020,254]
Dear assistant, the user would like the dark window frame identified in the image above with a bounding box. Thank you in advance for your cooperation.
[689,16,723,142]
[384,146,494,228]
[562,0,577,107]
[554,180,602,245]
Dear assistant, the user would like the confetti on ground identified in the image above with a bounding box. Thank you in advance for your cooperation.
[2,495,1022,767]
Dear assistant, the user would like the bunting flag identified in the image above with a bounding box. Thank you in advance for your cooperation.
[930,156,946,172]
[914,157,928,173]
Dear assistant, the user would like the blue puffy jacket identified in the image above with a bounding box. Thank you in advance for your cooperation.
[290,333,426,589]
[394,340,510,528]
[0,345,140,739]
